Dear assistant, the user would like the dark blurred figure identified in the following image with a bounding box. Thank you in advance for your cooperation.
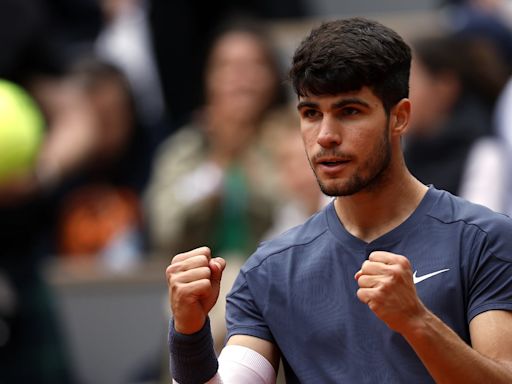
[148,0,306,132]
[440,0,512,70]
[0,0,102,83]
[0,83,75,383]
[0,2,112,383]
[405,35,509,211]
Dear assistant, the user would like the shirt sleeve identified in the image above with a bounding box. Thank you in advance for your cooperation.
[467,222,512,322]
[225,268,274,343]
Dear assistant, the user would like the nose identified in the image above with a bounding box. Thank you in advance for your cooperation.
[317,115,342,149]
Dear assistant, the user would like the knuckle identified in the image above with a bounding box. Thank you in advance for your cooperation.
[398,256,410,268]
[198,255,209,266]
[169,274,180,289]
[389,266,400,278]
[170,282,184,301]
[197,266,212,279]
[167,263,181,275]
[195,279,212,294]
[172,252,184,263]
[358,275,370,288]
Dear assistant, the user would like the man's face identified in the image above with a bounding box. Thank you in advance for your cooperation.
[297,87,392,197]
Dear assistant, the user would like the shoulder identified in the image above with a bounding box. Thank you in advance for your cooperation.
[153,124,205,168]
[149,124,207,180]
[241,204,332,273]
[428,188,512,261]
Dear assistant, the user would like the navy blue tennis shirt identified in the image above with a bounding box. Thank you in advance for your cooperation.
[225,187,512,383]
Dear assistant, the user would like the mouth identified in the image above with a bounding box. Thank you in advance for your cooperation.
[320,160,349,166]
[315,157,351,174]
[316,157,351,166]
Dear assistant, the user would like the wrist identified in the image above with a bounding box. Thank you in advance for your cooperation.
[169,317,218,384]
[400,304,434,341]
[174,315,207,335]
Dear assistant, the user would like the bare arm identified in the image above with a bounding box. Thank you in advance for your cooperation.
[357,252,512,383]
[403,309,512,383]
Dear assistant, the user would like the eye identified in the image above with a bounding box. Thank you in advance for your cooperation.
[341,107,360,116]
[301,109,321,119]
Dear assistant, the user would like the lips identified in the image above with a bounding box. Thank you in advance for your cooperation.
[315,157,351,175]
[320,160,349,166]
[316,157,351,166]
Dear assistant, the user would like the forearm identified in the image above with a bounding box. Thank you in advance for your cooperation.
[170,319,275,384]
[404,310,512,384]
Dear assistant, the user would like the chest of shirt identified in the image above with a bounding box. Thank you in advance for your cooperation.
[250,239,469,382]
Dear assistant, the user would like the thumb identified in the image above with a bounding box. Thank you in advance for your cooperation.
[209,257,226,287]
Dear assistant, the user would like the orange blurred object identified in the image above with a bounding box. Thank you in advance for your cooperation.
[58,185,140,257]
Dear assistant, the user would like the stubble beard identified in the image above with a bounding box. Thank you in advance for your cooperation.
[311,123,392,197]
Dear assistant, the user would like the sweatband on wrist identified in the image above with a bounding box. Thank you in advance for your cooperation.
[169,317,218,384]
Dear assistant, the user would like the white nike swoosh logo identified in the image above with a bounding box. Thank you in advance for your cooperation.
[413,269,450,285]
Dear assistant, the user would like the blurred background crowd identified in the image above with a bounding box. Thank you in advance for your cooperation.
[1,0,512,383]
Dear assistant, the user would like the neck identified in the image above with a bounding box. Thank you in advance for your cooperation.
[334,161,428,243]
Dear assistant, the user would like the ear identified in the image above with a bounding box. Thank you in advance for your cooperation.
[390,98,411,136]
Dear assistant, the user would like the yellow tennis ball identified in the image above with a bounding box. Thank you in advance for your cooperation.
[0,79,44,182]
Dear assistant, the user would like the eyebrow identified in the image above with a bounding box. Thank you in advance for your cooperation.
[297,98,371,110]
[296,101,317,110]
[333,98,371,109]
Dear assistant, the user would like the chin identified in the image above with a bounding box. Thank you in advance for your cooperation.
[317,176,367,197]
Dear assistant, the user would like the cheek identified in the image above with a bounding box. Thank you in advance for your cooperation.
[300,127,316,156]
[300,120,317,141]
[350,123,388,158]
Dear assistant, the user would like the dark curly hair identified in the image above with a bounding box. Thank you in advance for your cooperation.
[289,18,411,114]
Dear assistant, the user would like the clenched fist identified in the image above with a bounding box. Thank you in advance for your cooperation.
[355,251,427,335]
[166,247,226,334]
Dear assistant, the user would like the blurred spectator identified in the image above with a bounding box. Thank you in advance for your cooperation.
[144,22,286,260]
[148,0,305,130]
[262,107,331,239]
[56,59,150,270]
[406,35,509,211]
[95,0,167,137]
